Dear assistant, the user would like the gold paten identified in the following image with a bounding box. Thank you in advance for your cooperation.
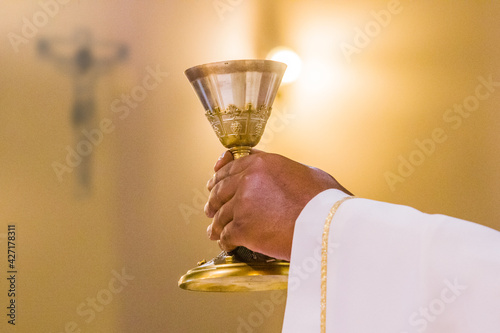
[180,59,289,292]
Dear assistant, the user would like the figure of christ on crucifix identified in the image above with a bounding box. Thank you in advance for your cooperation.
[38,28,127,197]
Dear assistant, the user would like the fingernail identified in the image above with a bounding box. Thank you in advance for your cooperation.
[218,151,226,160]
[206,224,212,238]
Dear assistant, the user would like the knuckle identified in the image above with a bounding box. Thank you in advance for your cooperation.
[252,154,267,168]
[220,229,236,251]
[204,198,217,217]
[206,174,216,190]
[204,202,212,217]
[210,185,219,205]
[228,216,245,238]
[215,178,227,197]
[239,173,253,188]
[206,192,220,215]
[206,185,224,217]
[210,220,221,240]
[213,177,229,202]
[247,155,273,178]
[219,229,231,244]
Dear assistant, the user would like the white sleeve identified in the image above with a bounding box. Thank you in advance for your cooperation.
[282,189,500,333]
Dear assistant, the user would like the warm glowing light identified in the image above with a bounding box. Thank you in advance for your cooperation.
[267,47,302,84]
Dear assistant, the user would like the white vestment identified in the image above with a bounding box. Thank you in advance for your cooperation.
[282,189,500,332]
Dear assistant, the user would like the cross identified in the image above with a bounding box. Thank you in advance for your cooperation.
[38,28,127,196]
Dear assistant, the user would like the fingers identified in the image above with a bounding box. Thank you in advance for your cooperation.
[207,197,235,240]
[205,151,245,221]
[207,158,245,191]
[206,199,241,253]
[205,149,266,250]
[205,152,256,215]
[204,175,240,217]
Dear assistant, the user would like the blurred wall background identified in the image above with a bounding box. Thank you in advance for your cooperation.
[0,1,498,332]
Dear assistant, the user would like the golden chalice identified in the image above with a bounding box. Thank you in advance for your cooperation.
[178,59,289,292]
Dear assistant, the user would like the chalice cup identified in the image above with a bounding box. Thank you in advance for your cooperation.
[178,59,288,292]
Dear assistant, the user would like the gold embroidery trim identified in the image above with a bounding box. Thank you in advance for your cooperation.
[321,196,355,333]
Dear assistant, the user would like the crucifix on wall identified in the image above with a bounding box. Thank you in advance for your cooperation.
[38,28,127,197]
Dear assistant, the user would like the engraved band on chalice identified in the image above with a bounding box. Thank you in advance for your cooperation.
[205,103,272,138]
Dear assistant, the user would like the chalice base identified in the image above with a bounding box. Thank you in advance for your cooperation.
[178,252,289,292]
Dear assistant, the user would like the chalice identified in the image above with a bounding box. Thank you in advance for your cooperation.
[178,59,289,292]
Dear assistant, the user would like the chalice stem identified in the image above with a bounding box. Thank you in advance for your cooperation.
[230,146,252,159]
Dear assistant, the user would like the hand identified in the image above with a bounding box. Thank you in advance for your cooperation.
[205,150,352,261]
